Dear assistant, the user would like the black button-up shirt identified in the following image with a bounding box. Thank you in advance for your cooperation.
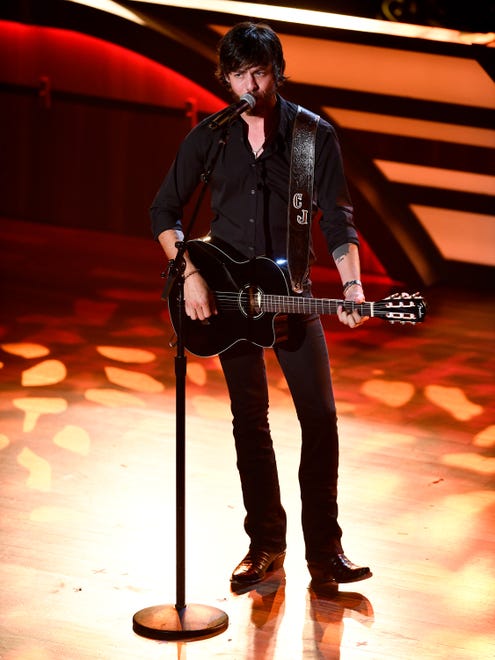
[150,96,358,261]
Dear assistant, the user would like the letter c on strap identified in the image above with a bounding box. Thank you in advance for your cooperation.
[292,192,303,209]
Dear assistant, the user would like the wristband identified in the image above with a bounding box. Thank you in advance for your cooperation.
[184,269,200,280]
[343,279,362,293]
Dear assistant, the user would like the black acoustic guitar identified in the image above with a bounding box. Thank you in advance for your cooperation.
[168,239,427,357]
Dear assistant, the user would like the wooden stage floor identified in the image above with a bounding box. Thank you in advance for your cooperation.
[1,218,494,659]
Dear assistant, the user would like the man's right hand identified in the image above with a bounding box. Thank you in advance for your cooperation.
[183,271,217,321]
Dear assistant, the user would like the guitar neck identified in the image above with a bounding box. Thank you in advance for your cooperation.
[262,294,373,317]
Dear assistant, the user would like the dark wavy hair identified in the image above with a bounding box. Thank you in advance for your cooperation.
[215,22,287,88]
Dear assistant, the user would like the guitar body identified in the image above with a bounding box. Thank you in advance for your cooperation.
[169,240,290,357]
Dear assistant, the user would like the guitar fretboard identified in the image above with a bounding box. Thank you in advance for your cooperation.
[261,294,374,317]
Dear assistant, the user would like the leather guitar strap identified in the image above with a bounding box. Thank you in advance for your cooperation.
[287,105,320,293]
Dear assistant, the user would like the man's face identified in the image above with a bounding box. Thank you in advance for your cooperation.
[225,63,277,113]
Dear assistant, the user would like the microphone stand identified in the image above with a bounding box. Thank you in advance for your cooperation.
[133,129,230,641]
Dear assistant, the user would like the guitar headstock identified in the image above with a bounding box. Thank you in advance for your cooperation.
[375,292,427,324]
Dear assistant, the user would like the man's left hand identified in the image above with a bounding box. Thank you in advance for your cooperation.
[337,286,369,328]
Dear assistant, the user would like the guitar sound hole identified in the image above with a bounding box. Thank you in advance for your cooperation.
[238,285,263,319]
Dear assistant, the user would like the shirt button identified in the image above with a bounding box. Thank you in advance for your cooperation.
[248,246,254,252]
[249,218,255,223]
[250,189,256,195]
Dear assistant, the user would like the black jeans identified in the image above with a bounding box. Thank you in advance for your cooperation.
[219,313,343,563]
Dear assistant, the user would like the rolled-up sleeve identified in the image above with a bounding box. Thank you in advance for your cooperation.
[315,122,359,254]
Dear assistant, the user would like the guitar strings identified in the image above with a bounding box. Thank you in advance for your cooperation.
[212,291,366,311]
[208,291,423,319]
[212,292,414,306]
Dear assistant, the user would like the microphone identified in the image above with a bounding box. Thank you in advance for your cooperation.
[208,93,256,130]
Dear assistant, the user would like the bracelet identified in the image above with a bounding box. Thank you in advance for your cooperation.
[184,269,200,280]
[343,279,362,293]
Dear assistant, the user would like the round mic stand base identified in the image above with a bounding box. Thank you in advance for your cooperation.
[133,603,228,641]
